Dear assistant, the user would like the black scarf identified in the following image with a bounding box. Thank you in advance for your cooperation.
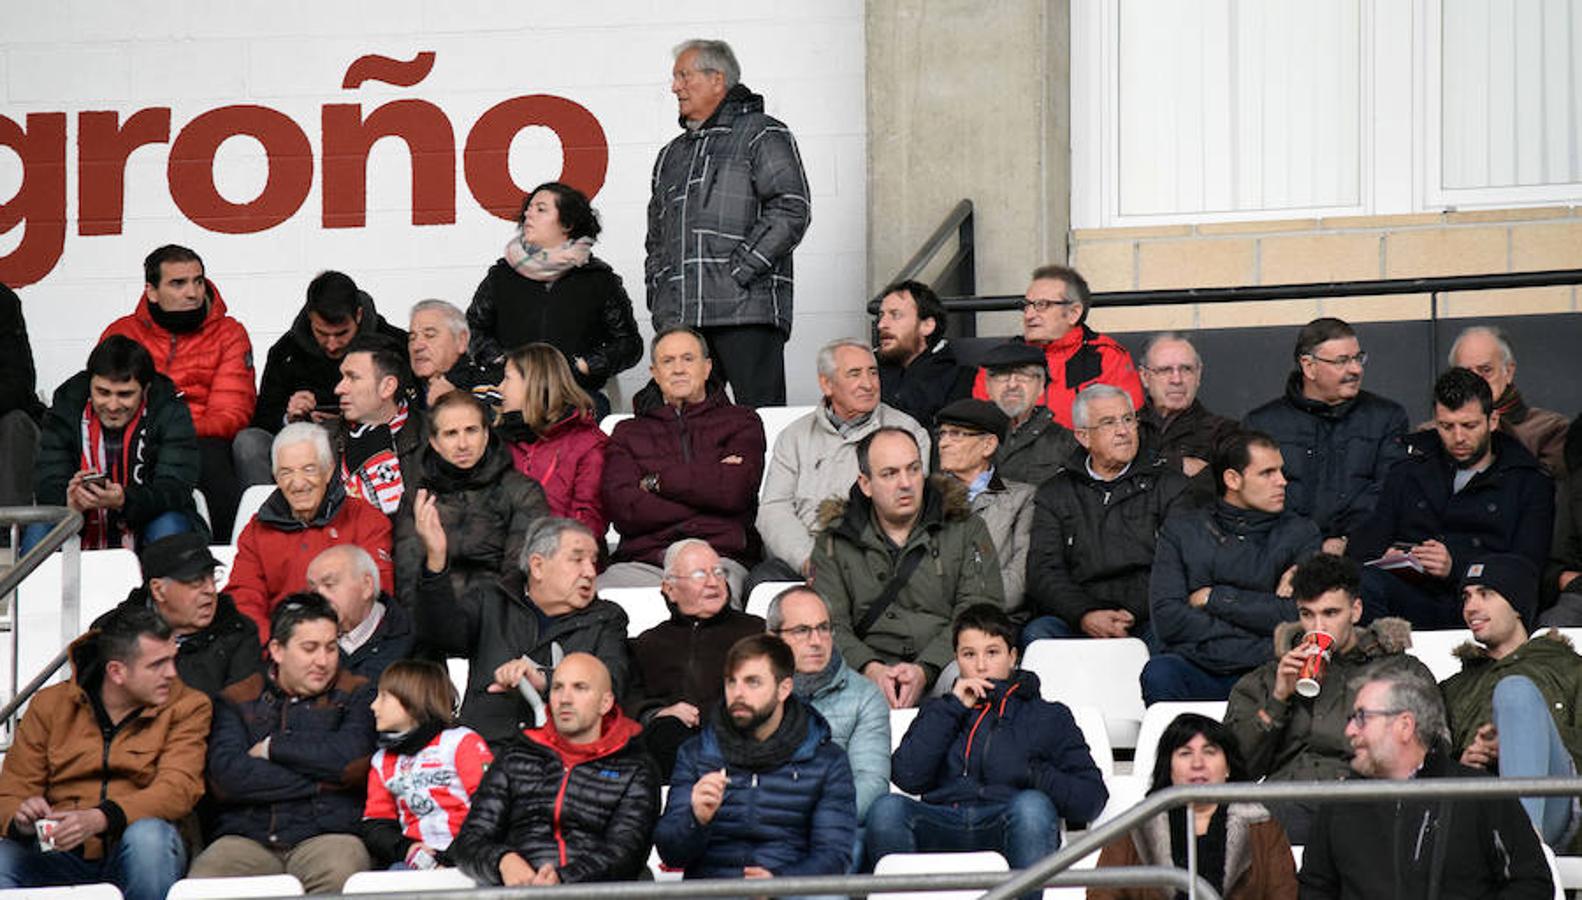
[494,409,536,445]
[792,647,844,699]
[1168,805,1227,899]
[712,694,810,772]
[148,301,208,334]
[377,719,446,755]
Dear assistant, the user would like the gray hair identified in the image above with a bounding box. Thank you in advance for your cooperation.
[312,544,381,594]
[410,299,469,341]
[661,538,715,577]
[816,338,874,379]
[271,422,334,473]
[1449,325,1515,368]
[1142,331,1202,370]
[518,517,595,572]
[674,39,740,88]
[1071,383,1134,429]
[1349,657,1450,750]
[650,325,710,360]
[764,584,827,634]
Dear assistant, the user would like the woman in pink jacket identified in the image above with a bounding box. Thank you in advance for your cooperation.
[497,342,608,539]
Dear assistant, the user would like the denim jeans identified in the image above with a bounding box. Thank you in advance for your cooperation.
[0,818,186,900]
[1490,674,1582,846]
[865,790,1061,872]
[21,510,191,555]
[1020,615,1161,654]
[1138,653,1243,704]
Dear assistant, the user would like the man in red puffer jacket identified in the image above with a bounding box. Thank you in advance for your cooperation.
[101,245,256,540]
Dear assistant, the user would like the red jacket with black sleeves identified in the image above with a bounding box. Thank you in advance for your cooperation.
[971,325,1143,430]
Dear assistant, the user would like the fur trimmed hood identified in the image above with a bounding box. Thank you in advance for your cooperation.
[1273,616,1414,658]
[1131,803,1275,893]
[1451,624,1575,662]
[815,472,971,534]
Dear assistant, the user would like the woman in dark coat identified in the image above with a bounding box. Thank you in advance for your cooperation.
[467,181,642,418]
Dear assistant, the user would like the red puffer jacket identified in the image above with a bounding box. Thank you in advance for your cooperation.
[100,280,256,440]
[505,410,608,538]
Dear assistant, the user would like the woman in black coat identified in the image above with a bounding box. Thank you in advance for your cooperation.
[467,181,642,418]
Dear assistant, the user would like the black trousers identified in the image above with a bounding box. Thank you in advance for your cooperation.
[702,324,786,408]
[197,436,243,542]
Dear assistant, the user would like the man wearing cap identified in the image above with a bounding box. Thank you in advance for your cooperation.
[96,533,261,697]
[934,399,1034,615]
[1136,332,1238,479]
[875,280,972,429]
[970,264,1143,430]
[979,341,1079,488]
[1440,553,1582,849]
[1023,384,1195,646]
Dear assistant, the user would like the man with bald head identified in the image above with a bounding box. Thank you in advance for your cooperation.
[452,654,659,885]
[1448,325,1567,477]
[626,539,766,777]
[306,545,414,681]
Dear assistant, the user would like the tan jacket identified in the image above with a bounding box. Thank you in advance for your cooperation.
[1089,803,1298,900]
[0,636,212,859]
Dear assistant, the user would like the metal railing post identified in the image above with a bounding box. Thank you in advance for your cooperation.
[0,506,85,740]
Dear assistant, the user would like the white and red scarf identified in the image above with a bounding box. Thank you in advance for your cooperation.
[79,400,146,550]
[341,402,409,514]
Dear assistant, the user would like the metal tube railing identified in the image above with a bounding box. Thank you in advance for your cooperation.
[873,198,976,306]
[0,505,83,739]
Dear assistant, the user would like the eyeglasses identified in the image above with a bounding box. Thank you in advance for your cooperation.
[668,566,727,584]
[986,369,1044,384]
[1306,351,1369,368]
[1143,364,1200,378]
[937,427,988,442]
[1021,298,1076,313]
[1080,413,1138,432]
[1346,707,1404,728]
[777,622,833,640]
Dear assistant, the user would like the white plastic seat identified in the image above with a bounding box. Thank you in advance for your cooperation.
[1,885,123,899]
[231,484,275,544]
[1405,628,1473,683]
[1021,638,1150,749]
[890,706,920,752]
[446,658,470,700]
[342,868,476,893]
[1290,844,1305,870]
[1095,772,1147,825]
[599,412,633,436]
[601,585,669,638]
[873,849,1009,900]
[757,405,817,479]
[211,545,238,590]
[746,580,802,620]
[167,874,305,898]
[1129,701,1228,779]
[1069,704,1114,777]
[1552,851,1582,891]
[192,489,211,532]
[1541,843,1565,900]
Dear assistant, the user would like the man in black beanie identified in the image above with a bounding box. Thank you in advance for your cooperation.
[1439,553,1582,848]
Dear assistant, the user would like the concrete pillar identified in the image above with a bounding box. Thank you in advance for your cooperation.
[865,0,1069,332]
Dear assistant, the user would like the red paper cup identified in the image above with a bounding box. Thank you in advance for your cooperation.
[1294,631,1335,698]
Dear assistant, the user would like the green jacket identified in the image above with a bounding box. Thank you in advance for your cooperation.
[1441,628,1582,769]
[810,475,1004,684]
[1225,617,1418,784]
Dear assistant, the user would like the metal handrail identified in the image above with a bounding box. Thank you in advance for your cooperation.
[0,506,83,740]
[872,198,975,304]
[872,199,978,335]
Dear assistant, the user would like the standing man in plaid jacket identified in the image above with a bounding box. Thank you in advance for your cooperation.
[646,39,811,408]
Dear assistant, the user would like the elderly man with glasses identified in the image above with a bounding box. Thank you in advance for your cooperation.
[971,264,1143,430]
[934,399,1036,616]
[1136,331,1238,480]
[625,538,766,780]
[1246,317,1409,557]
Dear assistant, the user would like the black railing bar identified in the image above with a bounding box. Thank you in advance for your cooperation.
[873,199,976,305]
[930,267,1582,312]
[983,776,1582,900]
[314,864,1219,900]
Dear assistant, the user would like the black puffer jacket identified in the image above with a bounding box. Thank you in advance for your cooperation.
[994,406,1080,489]
[1026,451,1197,627]
[467,256,642,394]
[451,708,659,884]
[205,668,377,848]
[391,436,549,604]
[0,284,43,422]
[1349,431,1553,586]
[1150,502,1323,674]
[878,339,973,430]
[416,567,630,746]
[1244,373,1408,538]
[95,590,259,697]
[252,290,406,432]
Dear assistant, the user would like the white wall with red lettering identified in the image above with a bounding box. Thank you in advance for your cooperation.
[0,1,866,406]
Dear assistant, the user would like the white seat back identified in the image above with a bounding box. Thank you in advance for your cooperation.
[211,545,238,590]
[446,658,470,701]
[746,580,803,620]
[599,413,633,436]
[601,586,670,638]
[1405,628,1473,683]
[167,874,305,898]
[342,869,476,893]
[889,706,920,752]
[757,405,817,478]
[192,489,211,532]
[1130,701,1228,779]
[1541,842,1565,900]
[1,885,124,899]
[1069,703,1114,777]
[231,485,275,544]
[873,850,1009,900]
[1021,638,1150,749]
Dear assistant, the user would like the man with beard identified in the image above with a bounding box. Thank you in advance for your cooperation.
[1298,659,1553,899]
[1246,317,1408,556]
[654,634,857,879]
[1348,368,1553,628]
[451,653,659,885]
[875,280,971,429]
[979,342,1079,487]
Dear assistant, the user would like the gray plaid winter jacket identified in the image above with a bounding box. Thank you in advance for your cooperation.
[645,83,810,336]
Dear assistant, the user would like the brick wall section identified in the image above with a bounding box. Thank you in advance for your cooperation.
[1069,208,1582,333]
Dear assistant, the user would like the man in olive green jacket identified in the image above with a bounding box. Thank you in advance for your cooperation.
[810,427,1004,710]
[1440,553,1582,850]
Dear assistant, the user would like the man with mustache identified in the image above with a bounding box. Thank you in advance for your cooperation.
[1246,317,1409,557]
[414,514,631,747]
[655,634,857,879]
[1135,332,1237,480]
[189,594,378,893]
[1144,430,1322,703]
[980,342,1080,487]
[811,427,1004,709]
[1348,368,1553,628]
[451,653,659,885]
[875,280,972,429]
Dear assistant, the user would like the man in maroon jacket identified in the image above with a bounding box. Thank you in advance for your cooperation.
[599,326,766,601]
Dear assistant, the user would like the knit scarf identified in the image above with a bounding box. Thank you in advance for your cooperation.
[79,400,147,550]
[712,693,810,772]
[504,229,594,282]
[341,402,409,514]
[1494,384,1534,425]
[792,647,844,699]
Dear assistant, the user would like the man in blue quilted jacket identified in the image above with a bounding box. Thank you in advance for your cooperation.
[654,634,857,881]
